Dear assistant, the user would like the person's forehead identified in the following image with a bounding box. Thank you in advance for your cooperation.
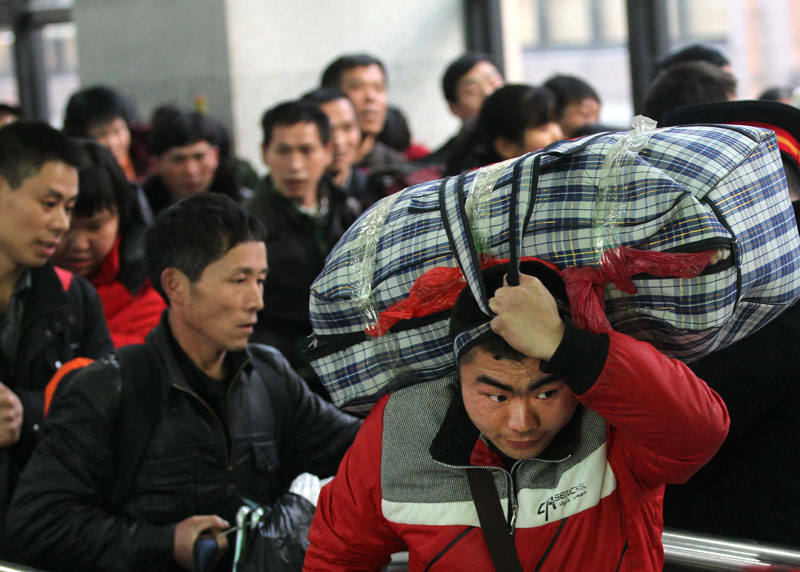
[74,207,118,223]
[88,116,127,131]
[341,64,385,85]
[457,61,501,89]
[269,121,324,147]
[163,139,214,159]
[26,160,79,194]
[201,240,267,277]
[320,97,357,120]
[462,349,541,382]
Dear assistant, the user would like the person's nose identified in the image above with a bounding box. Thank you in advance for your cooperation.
[506,398,539,434]
[289,151,305,172]
[185,158,201,177]
[331,130,344,153]
[69,230,90,251]
[50,206,72,234]
[246,279,264,312]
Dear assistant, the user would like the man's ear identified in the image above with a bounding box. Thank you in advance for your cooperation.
[493,137,522,161]
[161,267,189,307]
[261,142,270,168]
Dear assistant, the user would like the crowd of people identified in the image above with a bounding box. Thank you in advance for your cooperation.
[0,43,796,571]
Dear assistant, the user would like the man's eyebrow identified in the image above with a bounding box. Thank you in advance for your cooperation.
[231,266,267,275]
[475,375,512,392]
[475,373,561,393]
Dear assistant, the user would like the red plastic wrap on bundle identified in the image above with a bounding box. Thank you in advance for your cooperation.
[365,256,559,337]
[561,246,717,333]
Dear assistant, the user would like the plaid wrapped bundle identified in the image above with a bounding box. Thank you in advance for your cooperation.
[309,123,800,412]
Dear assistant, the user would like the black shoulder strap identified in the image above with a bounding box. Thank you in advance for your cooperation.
[467,469,524,572]
[109,344,159,508]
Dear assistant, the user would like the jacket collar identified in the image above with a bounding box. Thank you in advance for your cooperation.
[144,312,253,398]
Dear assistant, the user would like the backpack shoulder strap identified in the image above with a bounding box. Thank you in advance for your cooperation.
[108,344,159,508]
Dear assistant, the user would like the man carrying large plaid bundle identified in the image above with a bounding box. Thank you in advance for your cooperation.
[304,259,729,571]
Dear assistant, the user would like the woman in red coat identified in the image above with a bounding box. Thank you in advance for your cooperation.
[52,141,165,347]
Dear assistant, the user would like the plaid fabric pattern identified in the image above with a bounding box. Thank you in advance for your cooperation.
[310,124,800,410]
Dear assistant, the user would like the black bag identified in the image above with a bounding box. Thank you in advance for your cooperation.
[230,494,316,572]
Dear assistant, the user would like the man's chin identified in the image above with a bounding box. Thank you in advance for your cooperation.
[498,438,547,461]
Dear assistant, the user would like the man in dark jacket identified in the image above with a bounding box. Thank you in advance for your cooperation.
[0,121,113,554]
[7,193,360,571]
[246,100,361,395]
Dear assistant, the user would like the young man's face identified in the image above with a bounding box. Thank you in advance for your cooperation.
[338,64,388,137]
[52,207,120,279]
[173,240,266,354]
[0,161,78,271]
[558,97,601,138]
[319,97,361,178]
[87,117,132,170]
[460,348,578,460]
[154,140,219,202]
[262,122,332,208]
[450,61,505,122]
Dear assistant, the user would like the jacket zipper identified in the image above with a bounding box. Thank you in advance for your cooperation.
[508,461,521,534]
[434,439,572,537]
[170,356,250,470]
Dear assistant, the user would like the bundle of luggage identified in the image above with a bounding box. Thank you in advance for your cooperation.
[308,118,800,413]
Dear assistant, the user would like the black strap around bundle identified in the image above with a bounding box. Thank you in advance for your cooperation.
[467,469,524,572]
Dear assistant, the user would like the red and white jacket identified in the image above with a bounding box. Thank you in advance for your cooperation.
[304,326,729,571]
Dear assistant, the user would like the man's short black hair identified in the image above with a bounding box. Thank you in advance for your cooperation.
[302,87,352,106]
[442,53,499,103]
[0,120,85,188]
[74,140,141,230]
[643,61,736,124]
[449,261,568,365]
[145,193,267,303]
[260,100,331,149]
[63,86,136,137]
[147,105,219,156]
[543,74,601,114]
[656,43,730,72]
[320,53,386,89]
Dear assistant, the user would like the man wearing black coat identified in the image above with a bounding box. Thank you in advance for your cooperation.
[8,194,360,571]
[0,121,113,554]
[246,100,361,396]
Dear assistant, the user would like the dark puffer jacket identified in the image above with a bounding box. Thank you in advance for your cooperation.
[7,319,360,572]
